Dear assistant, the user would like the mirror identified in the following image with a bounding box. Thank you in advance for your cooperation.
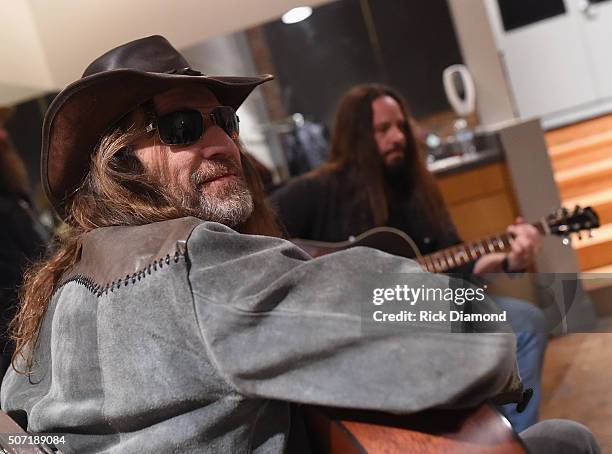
[181,0,467,179]
[3,0,467,197]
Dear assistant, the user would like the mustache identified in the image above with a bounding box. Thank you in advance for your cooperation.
[191,158,242,186]
[382,144,405,158]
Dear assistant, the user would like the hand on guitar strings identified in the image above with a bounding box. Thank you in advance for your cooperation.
[506,217,542,272]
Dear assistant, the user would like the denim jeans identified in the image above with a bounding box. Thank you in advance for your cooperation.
[495,296,549,433]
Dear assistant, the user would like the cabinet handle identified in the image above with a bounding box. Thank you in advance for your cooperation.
[577,0,598,19]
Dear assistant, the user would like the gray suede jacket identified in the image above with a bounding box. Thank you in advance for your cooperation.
[1,217,520,453]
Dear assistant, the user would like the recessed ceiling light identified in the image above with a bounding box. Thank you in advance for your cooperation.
[281,6,313,24]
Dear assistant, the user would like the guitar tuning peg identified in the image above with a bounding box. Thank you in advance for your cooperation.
[577,232,582,240]
[562,236,571,246]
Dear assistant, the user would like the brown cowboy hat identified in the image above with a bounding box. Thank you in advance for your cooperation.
[42,34,273,217]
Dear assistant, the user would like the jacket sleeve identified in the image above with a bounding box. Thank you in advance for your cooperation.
[186,222,521,414]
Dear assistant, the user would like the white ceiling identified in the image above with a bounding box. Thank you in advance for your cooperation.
[0,0,335,105]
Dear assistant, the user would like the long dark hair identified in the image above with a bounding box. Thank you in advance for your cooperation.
[317,83,448,233]
[11,111,281,373]
[0,130,30,197]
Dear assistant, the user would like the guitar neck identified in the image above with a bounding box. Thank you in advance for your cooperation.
[417,219,548,273]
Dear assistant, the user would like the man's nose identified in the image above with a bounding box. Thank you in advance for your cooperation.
[197,126,236,160]
[389,125,405,144]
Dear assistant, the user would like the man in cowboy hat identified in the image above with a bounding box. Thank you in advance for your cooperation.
[0,36,599,453]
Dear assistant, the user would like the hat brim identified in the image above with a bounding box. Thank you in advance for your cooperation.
[42,69,273,217]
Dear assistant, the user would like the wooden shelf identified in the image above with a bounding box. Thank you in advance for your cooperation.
[546,114,612,276]
[555,157,612,199]
[564,188,612,226]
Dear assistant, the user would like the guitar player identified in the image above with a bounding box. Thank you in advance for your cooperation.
[270,83,548,434]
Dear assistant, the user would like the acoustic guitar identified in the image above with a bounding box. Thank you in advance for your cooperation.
[299,206,599,453]
[293,206,600,270]
[304,402,528,453]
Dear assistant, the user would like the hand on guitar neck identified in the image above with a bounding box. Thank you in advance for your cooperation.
[472,217,542,275]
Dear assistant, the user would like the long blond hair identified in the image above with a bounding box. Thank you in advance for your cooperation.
[11,113,280,373]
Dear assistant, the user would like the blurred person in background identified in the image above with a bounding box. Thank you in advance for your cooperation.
[0,108,49,384]
[270,84,549,433]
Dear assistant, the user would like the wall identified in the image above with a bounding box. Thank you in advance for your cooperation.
[5,0,335,92]
[182,34,285,174]
[0,1,53,103]
[447,0,517,127]
[263,0,463,126]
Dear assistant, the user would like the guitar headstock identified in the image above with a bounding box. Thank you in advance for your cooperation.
[547,206,600,241]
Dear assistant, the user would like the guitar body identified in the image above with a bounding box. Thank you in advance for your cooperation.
[0,410,51,453]
[304,403,527,453]
[292,226,422,259]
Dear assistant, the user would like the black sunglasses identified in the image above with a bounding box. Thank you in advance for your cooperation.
[143,102,240,146]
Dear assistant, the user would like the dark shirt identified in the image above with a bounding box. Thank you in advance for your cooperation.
[0,192,49,378]
[269,169,476,275]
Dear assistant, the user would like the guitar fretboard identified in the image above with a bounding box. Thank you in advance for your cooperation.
[416,220,547,273]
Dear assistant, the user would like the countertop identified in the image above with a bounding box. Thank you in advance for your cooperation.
[428,147,504,177]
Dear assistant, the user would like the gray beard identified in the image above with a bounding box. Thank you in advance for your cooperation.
[179,161,254,228]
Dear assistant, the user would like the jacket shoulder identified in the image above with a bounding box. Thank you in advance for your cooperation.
[60,216,204,289]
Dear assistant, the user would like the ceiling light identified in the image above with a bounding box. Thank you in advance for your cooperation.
[281,6,313,24]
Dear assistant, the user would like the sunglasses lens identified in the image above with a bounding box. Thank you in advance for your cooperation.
[157,109,203,145]
[155,107,239,145]
[212,106,240,139]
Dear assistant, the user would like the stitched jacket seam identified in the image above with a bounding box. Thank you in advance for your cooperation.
[54,250,186,298]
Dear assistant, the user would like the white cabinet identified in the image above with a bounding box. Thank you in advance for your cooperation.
[454,0,612,128]
[579,0,612,98]
[488,0,598,121]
